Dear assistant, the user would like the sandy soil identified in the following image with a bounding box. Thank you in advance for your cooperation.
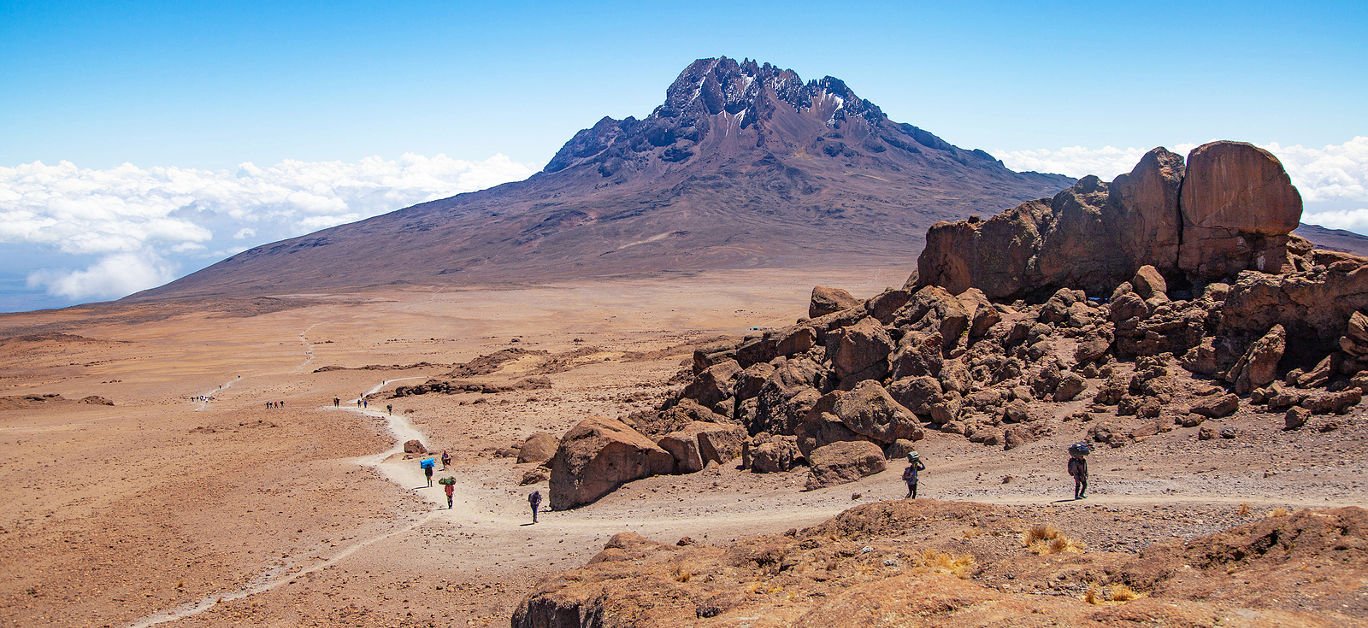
[1,266,1364,627]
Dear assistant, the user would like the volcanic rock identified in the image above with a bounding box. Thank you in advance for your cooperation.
[549,417,673,509]
[809,286,860,318]
[1178,141,1303,278]
[804,440,886,490]
[516,431,559,464]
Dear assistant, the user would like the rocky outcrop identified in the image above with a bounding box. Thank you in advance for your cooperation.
[658,421,746,473]
[549,417,674,510]
[916,142,1306,301]
[804,440,886,490]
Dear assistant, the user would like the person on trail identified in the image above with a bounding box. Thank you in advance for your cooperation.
[1068,451,1089,500]
[903,451,926,499]
[444,481,455,509]
[441,450,451,470]
[386,404,393,415]
[334,397,340,407]
[529,490,542,524]
[363,399,368,409]
[356,399,361,407]
[423,460,434,487]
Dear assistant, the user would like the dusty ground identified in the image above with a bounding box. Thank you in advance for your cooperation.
[1,266,1365,627]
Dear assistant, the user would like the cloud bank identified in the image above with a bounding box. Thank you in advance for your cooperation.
[0,154,537,302]
[995,137,1368,234]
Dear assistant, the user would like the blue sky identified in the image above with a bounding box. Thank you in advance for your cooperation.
[1,1,1366,311]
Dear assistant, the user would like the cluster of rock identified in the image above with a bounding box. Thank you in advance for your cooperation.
[541,140,1367,506]
[392,376,551,397]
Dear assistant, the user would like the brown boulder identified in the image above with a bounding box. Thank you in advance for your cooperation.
[1130,265,1168,300]
[749,357,827,435]
[1229,325,1286,395]
[804,440,887,490]
[1284,407,1310,431]
[1190,393,1239,418]
[735,325,817,368]
[403,439,426,454]
[1178,141,1303,278]
[658,421,748,473]
[749,435,802,473]
[831,380,923,445]
[1300,389,1362,415]
[809,286,860,319]
[826,317,893,386]
[1103,147,1185,273]
[549,417,674,509]
[516,431,559,464]
[683,358,741,409]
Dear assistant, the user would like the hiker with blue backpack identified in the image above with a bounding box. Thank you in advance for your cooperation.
[903,451,926,499]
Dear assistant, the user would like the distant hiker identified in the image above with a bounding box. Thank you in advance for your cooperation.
[279,400,285,409]
[444,481,455,509]
[356,399,361,407]
[1068,442,1090,500]
[903,451,926,499]
[363,400,368,409]
[333,397,340,407]
[529,490,542,524]
[386,404,393,415]
[422,459,434,487]
[441,450,451,470]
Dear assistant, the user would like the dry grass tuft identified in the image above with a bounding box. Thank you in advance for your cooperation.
[670,563,694,583]
[1023,524,1085,554]
[1085,583,1144,604]
[921,548,976,578]
[1237,502,1251,516]
[1268,507,1291,517]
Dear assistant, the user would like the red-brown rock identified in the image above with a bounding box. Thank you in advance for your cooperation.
[549,417,674,509]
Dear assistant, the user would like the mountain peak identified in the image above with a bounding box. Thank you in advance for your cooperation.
[545,56,949,175]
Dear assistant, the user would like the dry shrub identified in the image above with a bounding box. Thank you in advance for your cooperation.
[1085,583,1144,604]
[921,549,976,578]
[670,563,694,583]
[1023,524,1084,554]
[1268,507,1290,517]
[1237,502,1251,516]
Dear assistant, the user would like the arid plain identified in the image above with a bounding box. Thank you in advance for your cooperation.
[3,266,1367,626]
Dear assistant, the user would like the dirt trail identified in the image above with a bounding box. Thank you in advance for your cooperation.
[293,323,320,373]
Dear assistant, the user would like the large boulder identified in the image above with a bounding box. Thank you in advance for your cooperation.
[1178,141,1303,278]
[657,421,747,473]
[1103,147,1185,273]
[809,286,860,318]
[831,380,923,445]
[1222,258,1368,359]
[1229,324,1286,394]
[749,357,827,435]
[516,431,559,464]
[683,359,741,410]
[549,417,674,510]
[825,317,893,386]
[804,440,887,490]
[735,325,817,368]
[748,434,802,473]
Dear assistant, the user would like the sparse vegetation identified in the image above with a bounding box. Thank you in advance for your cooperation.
[1237,502,1251,516]
[670,563,694,583]
[1086,583,1144,604]
[1269,507,1291,517]
[920,549,976,578]
[1023,524,1085,554]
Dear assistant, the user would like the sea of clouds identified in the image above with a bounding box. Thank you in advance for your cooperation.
[2,137,1365,308]
[0,154,536,304]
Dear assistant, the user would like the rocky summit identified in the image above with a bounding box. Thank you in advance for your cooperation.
[133,57,1071,300]
[540,140,1367,506]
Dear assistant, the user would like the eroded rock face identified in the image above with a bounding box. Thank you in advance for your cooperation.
[1179,141,1303,278]
[658,421,747,473]
[804,440,886,490]
[549,417,674,510]
[916,141,1305,300]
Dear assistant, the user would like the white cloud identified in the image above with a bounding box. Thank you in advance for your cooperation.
[0,153,538,303]
[995,137,1368,213]
[27,251,175,300]
[1299,207,1368,234]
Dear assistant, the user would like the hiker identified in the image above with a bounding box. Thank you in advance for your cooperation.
[444,479,455,509]
[1068,442,1090,500]
[386,404,393,415]
[363,399,368,409]
[903,451,926,499]
[422,459,434,487]
[333,397,340,407]
[441,450,451,470]
[356,399,361,407]
[528,490,542,523]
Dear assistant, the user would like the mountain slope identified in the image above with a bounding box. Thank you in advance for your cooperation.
[134,57,1073,300]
